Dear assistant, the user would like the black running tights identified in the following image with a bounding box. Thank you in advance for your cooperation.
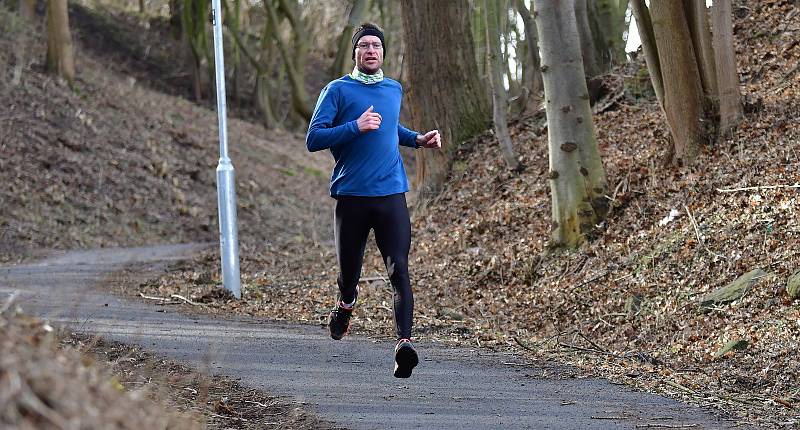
[334,193,413,340]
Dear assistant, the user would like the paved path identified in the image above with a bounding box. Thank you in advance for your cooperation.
[0,245,746,429]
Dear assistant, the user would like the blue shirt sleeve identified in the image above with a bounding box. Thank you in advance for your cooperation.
[398,124,419,149]
[306,84,360,152]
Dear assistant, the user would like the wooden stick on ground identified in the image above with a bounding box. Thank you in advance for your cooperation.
[170,294,202,306]
[1,291,18,313]
[139,292,171,301]
[683,205,727,260]
[716,184,800,193]
[634,424,699,429]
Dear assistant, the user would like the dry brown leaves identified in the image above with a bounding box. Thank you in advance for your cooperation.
[133,1,798,428]
[71,336,340,430]
[0,3,333,264]
[0,308,199,429]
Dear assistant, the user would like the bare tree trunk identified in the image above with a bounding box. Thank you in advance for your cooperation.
[401,0,490,199]
[503,15,519,98]
[376,0,403,77]
[712,0,742,135]
[260,18,281,129]
[169,0,182,39]
[574,0,600,77]
[631,0,664,107]
[182,0,211,101]
[256,74,278,128]
[277,0,309,88]
[472,1,487,82]
[485,0,519,171]
[515,0,541,115]
[19,0,36,19]
[225,0,241,106]
[222,0,278,128]
[535,0,608,248]
[12,0,37,86]
[683,0,718,104]
[263,0,312,120]
[588,0,627,70]
[45,0,75,87]
[650,0,706,165]
[139,0,145,14]
[330,0,369,79]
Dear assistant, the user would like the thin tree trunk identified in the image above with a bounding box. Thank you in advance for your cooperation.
[45,0,75,87]
[169,0,182,39]
[650,0,706,165]
[376,0,402,77]
[182,0,211,101]
[515,0,541,115]
[683,0,718,105]
[509,16,528,111]
[574,0,600,78]
[472,0,489,87]
[712,0,742,135]
[256,74,278,128]
[259,16,280,128]
[189,53,202,101]
[229,0,242,106]
[588,0,627,70]
[618,0,630,21]
[263,0,312,120]
[535,0,608,248]
[330,0,369,79]
[500,0,518,97]
[19,0,36,19]
[485,0,519,171]
[13,0,37,86]
[401,0,490,199]
[139,0,145,14]
[277,0,309,91]
[631,0,664,107]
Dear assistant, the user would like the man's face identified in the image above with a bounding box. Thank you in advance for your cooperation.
[355,35,383,74]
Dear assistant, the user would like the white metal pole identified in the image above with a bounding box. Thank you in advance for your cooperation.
[211,0,241,299]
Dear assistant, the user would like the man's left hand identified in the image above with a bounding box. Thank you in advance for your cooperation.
[416,130,441,149]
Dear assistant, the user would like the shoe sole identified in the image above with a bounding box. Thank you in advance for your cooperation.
[329,316,349,340]
[330,328,347,340]
[393,344,419,378]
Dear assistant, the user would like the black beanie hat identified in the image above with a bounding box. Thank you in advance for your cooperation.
[351,24,386,61]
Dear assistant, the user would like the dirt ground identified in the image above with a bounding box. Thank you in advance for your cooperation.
[0,2,334,264]
[0,308,200,429]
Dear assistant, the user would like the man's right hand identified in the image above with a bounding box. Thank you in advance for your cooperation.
[357,105,382,133]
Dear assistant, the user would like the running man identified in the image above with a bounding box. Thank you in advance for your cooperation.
[305,22,441,378]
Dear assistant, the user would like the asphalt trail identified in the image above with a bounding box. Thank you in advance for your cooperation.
[0,245,746,429]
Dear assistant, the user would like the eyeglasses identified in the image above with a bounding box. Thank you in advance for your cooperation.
[356,42,383,50]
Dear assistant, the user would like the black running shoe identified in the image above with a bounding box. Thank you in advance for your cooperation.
[328,303,353,340]
[393,339,419,378]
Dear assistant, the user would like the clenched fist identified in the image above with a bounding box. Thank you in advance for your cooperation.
[416,130,442,149]
[357,105,382,133]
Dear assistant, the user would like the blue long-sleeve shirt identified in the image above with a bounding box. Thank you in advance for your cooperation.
[306,75,419,197]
